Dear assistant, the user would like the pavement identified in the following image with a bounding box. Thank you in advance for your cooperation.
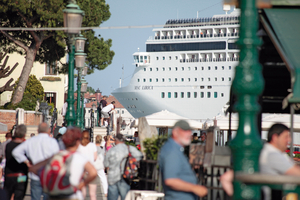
[24,176,107,200]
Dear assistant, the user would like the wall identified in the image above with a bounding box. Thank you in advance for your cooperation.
[0,109,42,141]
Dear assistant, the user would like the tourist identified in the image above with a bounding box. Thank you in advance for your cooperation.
[105,135,115,152]
[4,124,28,200]
[98,95,108,126]
[159,120,207,200]
[12,122,59,200]
[101,101,115,127]
[95,135,108,197]
[77,130,97,200]
[104,133,143,200]
[0,132,12,160]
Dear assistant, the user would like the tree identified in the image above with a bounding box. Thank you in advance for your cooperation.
[0,0,114,104]
[0,51,18,94]
[87,86,95,94]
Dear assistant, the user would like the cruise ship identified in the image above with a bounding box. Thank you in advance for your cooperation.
[112,9,240,120]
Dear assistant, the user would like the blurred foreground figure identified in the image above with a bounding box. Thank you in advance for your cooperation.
[159,120,207,200]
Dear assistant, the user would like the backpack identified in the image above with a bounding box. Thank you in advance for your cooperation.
[39,150,76,198]
[121,145,139,182]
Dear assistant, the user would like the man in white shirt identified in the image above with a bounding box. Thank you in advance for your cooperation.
[101,101,115,127]
[13,122,59,200]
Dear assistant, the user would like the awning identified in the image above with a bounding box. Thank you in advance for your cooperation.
[261,8,300,103]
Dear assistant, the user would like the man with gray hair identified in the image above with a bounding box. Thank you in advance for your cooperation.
[13,122,59,200]
[104,133,143,200]
[4,124,28,199]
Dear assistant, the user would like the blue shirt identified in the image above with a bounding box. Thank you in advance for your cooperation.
[159,138,197,200]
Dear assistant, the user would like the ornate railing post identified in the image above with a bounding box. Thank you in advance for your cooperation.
[230,0,265,199]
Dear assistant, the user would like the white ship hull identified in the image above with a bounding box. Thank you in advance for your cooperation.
[113,10,240,120]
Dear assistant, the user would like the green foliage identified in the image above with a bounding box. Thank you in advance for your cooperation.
[143,134,169,160]
[2,75,44,110]
[87,87,95,94]
[0,0,114,72]
[48,102,54,115]
[295,154,300,158]
[125,141,138,148]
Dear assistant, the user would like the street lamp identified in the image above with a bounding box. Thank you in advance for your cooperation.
[82,64,88,76]
[75,34,87,128]
[80,77,88,130]
[63,0,84,126]
[95,88,101,126]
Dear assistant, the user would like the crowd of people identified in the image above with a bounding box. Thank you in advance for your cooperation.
[0,123,142,200]
[0,119,297,200]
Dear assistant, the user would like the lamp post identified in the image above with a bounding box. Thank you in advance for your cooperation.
[95,88,101,126]
[90,103,96,142]
[63,0,84,126]
[80,77,88,130]
[75,34,87,128]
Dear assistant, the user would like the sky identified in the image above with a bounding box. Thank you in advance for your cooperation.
[86,0,228,96]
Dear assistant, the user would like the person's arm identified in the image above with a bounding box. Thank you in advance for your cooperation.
[130,146,143,161]
[285,165,300,176]
[220,170,234,196]
[12,141,29,164]
[77,162,97,190]
[165,178,207,197]
[29,158,51,175]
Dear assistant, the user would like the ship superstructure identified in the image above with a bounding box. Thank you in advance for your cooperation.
[112,9,240,120]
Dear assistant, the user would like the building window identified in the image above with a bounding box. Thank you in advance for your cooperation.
[163,56,165,60]
[181,78,184,82]
[150,68,152,71]
[156,68,159,71]
[156,78,158,82]
[137,79,140,82]
[221,93,224,97]
[181,92,184,98]
[188,78,190,82]
[169,56,171,60]
[175,56,178,60]
[194,92,197,98]
[200,86,204,89]
[222,77,224,81]
[144,68,146,71]
[168,92,171,98]
[222,66,224,70]
[117,110,120,114]
[229,77,232,81]
[46,61,57,75]
[44,92,56,108]
[195,67,197,70]
[208,86,212,89]
[201,78,204,81]
[175,78,177,82]
[201,92,204,98]
[122,110,124,114]
[149,78,152,82]
[214,92,218,98]
[208,66,211,70]
[202,67,204,70]
[188,67,191,71]
[187,92,191,98]
[207,92,211,98]
[215,66,217,70]
[174,92,178,98]
[162,78,165,82]
[175,67,178,71]
[156,57,159,60]
[169,67,171,71]
[195,78,197,82]
[161,92,165,98]
[215,77,217,81]
[168,78,171,82]
[208,78,210,81]
[229,66,232,70]
[163,67,165,71]
[143,79,146,82]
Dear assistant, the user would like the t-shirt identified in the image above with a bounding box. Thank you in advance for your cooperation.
[99,100,107,109]
[101,104,114,113]
[77,143,97,165]
[5,141,28,175]
[259,143,295,175]
[159,138,197,200]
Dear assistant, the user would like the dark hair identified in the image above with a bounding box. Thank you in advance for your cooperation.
[62,127,82,148]
[267,123,289,142]
[5,132,12,138]
[15,125,26,138]
[111,101,115,104]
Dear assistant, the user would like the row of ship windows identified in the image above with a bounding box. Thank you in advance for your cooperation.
[161,91,224,98]
[138,77,232,82]
[144,66,232,71]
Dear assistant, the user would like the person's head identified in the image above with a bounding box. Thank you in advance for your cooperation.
[38,122,50,134]
[30,133,35,137]
[172,120,192,146]
[81,130,90,146]
[14,124,26,139]
[268,123,290,152]
[134,131,138,137]
[111,101,115,105]
[62,127,82,149]
[55,133,63,140]
[200,132,207,141]
[62,122,65,127]
[95,135,102,145]
[103,96,107,100]
[104,135,107,142]
[115,133,124,144]
[193,132,198,140]
[5,132,12,140]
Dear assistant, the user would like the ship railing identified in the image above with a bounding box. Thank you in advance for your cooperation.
[227,57,239,61]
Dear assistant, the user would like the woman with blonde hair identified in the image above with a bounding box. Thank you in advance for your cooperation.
[77,130,98,200]
[95,135,108,196]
